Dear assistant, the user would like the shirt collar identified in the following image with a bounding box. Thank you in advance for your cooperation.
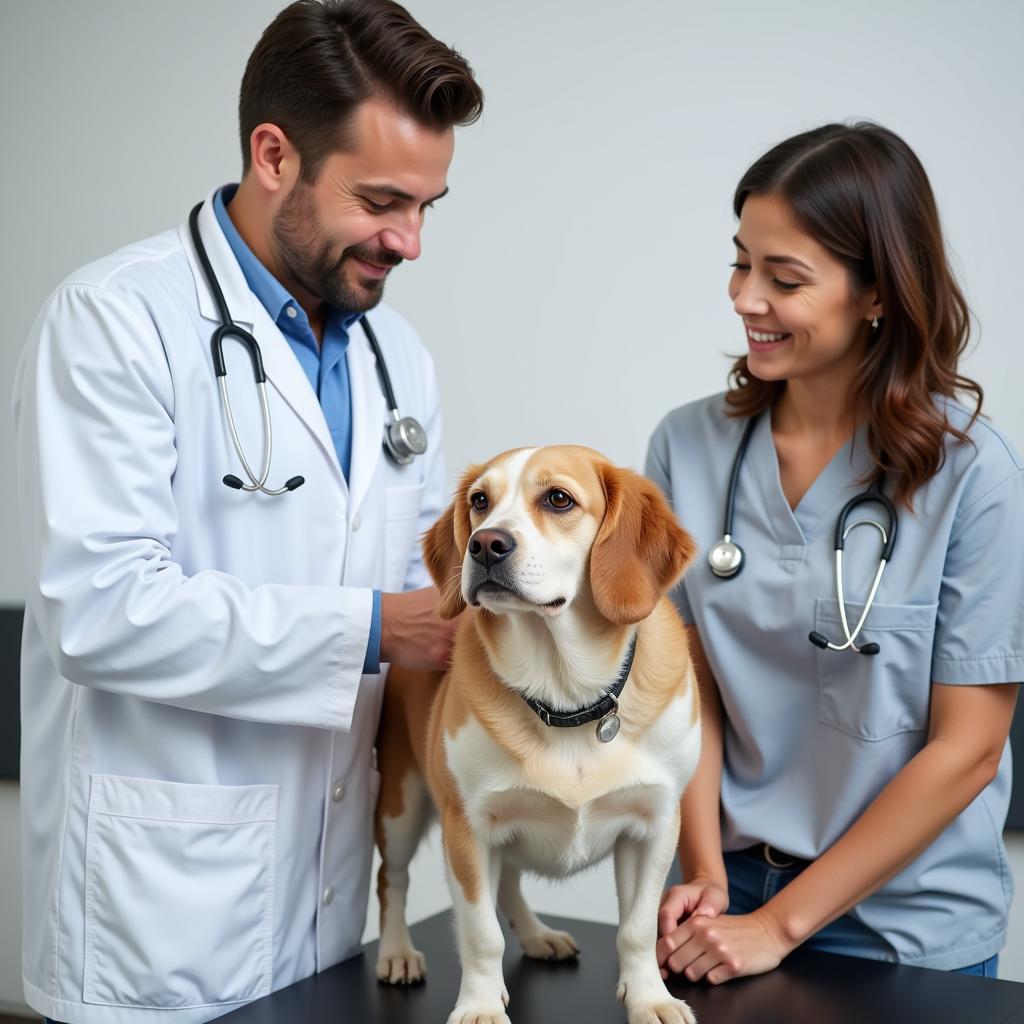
[212,184,361,336]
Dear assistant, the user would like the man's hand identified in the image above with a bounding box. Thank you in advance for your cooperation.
[380,586,462,671]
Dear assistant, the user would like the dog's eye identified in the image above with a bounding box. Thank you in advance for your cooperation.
[547,489,575,511]
[470,491,489,512]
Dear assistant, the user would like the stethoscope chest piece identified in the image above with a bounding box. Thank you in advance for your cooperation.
[359,316,428,468]
[384,414,428,466]
[708,536,744,578]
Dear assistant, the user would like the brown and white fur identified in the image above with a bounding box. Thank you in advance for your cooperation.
[375,446,701,1024]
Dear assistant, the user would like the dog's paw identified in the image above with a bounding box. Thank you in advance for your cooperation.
[617,982,697,1024]
[446,1002,511,1024]
[375,947,427,985]
[518,926,580,961]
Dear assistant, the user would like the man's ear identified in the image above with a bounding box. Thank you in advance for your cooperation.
[247,122,297,195]
[589,463,697,624]
[422,463,484,621]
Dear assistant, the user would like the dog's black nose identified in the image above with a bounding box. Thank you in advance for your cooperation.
[468,528,516,569]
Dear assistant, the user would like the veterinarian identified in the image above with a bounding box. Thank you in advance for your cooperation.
[649,122,1023,983]
[12,3,482,1021]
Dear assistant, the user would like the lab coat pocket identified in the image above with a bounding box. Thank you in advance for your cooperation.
[83,773,277,1009]
[384,483,425,590]
[814,599,938,741]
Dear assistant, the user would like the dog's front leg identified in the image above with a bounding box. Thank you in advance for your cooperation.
[614,810,697,1024]
[442,802,510,1024]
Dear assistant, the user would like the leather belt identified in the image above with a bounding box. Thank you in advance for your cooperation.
[738,843,812,872]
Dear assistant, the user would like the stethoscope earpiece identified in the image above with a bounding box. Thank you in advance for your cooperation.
[810,630,881,656]
[222,472,304,493]
[715,413,898,658]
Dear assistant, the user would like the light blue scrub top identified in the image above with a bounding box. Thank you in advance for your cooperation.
[646,391,1024,970]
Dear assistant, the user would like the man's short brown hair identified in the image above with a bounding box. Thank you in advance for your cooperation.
[239,0,484,179]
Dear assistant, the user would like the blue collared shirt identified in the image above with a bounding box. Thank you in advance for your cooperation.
[213,184,381,673]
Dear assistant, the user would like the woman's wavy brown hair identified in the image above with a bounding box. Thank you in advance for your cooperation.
[725,122,982,509]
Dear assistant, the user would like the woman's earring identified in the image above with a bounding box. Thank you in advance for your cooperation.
[871,316,880,331]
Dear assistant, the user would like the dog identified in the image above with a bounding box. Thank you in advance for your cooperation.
[374,445,701,1024]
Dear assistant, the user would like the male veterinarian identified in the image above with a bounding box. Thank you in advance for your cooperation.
[12,2,482,1021]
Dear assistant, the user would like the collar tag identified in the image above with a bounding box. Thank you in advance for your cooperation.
[596,706,621,743]
[520,634,636,741]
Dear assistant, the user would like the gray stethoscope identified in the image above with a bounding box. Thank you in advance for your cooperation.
[708,414,898,656]
[188,202,428,495]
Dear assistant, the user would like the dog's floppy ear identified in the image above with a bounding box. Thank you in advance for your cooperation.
[590,463,697,625]
[422,463,484,621]
[423,502,466,620]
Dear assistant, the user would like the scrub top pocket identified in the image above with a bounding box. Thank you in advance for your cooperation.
[814,599,938,741]
[83,773,277,1009]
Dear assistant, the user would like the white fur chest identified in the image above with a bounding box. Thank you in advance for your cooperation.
[444,695,700,879]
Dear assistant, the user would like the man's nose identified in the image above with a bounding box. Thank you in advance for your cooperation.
[469,529,516,569]
[380,221,422,262]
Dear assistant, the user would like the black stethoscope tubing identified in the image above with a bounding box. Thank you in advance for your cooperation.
[188,201,427,494]
[708,411,899,656]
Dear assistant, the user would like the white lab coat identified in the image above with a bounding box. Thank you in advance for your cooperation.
[12,192,445,1024]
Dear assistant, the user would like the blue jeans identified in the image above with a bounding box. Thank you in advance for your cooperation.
[723,850,999,977]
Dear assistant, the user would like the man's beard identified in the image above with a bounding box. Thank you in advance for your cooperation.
[272,181,403,314]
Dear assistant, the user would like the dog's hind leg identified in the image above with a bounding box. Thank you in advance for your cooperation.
[376,666,439,986]
[375,766,432,983]
[497,863,580,961]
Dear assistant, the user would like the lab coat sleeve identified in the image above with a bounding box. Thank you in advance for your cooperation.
[644,420,695,625]
[401,349,445,591]
[13,283,371,731]
[931,466,1024,685]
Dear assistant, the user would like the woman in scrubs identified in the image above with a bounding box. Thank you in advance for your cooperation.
[649,122,1024,982]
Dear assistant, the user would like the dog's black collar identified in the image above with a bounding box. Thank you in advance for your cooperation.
[522,634,637,730]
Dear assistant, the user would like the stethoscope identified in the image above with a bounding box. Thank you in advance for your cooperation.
[188,202,428,495]
[708,414,898,656]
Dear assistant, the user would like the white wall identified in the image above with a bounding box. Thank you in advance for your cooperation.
[2,0,1023,1012]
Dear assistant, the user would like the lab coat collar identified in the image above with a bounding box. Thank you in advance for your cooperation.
[182,189,257,329]
[180,190,386,504]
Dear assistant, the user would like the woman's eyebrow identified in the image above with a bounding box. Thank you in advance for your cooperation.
[732,235,813,273]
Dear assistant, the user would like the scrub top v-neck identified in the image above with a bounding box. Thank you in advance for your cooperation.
[646,390,1024,971]
[745,408,877,551]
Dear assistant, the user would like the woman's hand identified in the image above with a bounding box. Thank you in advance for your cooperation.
[659,906,795,985]
[656,877,729,976]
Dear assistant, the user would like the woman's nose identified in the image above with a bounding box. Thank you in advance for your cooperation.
[731,275,770,317]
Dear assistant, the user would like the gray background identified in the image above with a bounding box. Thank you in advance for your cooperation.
[2,0,1022,1012]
